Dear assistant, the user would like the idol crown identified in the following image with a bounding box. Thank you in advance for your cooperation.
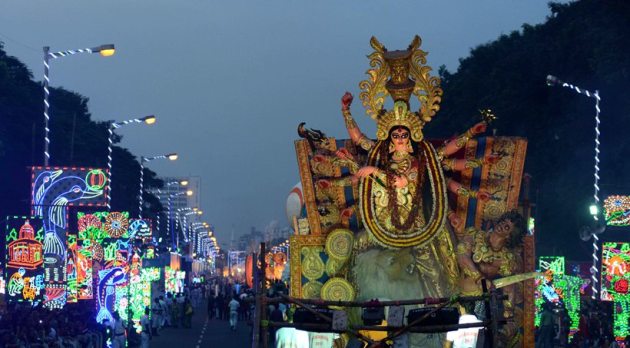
[359,36,443,142]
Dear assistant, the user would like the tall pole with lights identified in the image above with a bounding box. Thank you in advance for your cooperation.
[169,190,193,250]
[107,115,156,210]
[547,75,603,299]
[139,153,178,218]
[43,44,115,166]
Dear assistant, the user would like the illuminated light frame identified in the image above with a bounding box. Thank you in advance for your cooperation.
[96,267,126,324]
[4,216,46,303]
[0,267,5,295]
[129,218,152,242]
[66,234,78,303]
[30,166,109,308]
[165,267,186,294]
[539,256,565,275]
[78,211,130,323]
[116,265,161,333]
[604,195,630,227]
[601,242,630,339]
[534,273,583,340]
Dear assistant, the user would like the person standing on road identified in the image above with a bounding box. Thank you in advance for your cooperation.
[216,293,225,321]
[183,299,194,328]
[207,294,216,320]
[151,298,162,336]
[111,312,126,348]
[228,296,240,331]
[140,308,151,348]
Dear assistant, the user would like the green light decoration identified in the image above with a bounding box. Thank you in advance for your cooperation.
[535,273,583,340]
[116,255,140,332]
[601,242,630,340]
[539,256,565,275]
[114,265,162,333]
[604,195,630,226]
[164,267,185,294]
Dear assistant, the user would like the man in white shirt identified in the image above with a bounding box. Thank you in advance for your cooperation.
[140,308,151,348]
[446,313,482,348]
[228,296,240,330]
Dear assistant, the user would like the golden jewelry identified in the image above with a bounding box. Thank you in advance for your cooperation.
[442,158,456,171]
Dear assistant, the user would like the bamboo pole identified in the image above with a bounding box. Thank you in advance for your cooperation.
[260,243,268,348]
[266,294,492,307]
[251,251,261,348]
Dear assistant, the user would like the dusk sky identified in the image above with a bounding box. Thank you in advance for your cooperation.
[0,0,569,246]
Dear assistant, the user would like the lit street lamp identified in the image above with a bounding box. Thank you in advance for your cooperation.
[139,153,178,218]
[43,44,115,166]
[169,190,193,249]
[107,115,156,210]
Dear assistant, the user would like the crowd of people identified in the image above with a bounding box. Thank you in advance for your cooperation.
[536,299,625,348]
[0,302,107,348]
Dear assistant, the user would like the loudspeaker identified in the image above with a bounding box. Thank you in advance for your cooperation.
[407,307,460,327]
[293,307,333,325]
[362,306,385,325]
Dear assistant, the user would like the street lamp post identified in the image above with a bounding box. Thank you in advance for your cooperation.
[150,180,187,238]
[547,75,602,299]
[107,115,156,211]
[169,190,193,250]
[43,44,115,166]
[139,153,178,218]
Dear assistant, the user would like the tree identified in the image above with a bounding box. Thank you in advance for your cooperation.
[427,0,630,259]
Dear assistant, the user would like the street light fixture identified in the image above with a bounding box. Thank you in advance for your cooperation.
[43,43,115,166]
[168,190,194,249]
[106,115,156,210]
[139,153,178,218]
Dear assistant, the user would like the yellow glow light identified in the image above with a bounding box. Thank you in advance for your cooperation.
[144,116,156,125]
[186,190,193,196]
[167,153,178,161]
[180,180,189,186]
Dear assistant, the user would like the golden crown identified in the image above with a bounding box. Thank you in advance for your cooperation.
[359,36,443,142]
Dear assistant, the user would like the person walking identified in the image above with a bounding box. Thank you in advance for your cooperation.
[164,293,173,327]
[536,303,555,348]
[140,308,151,348]
[151,298,162,336]
[171,297,180,329]
[216,293,225,321]
[228,296,240,331]
[184,299,194,328]
[111,312,126,348]
[207,294,216,320]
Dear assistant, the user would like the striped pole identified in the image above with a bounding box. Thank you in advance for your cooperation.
[548,75,602,299]
[139,157,146,218]
[42,45,113,166]
[43,47,51,166]
[139,153,175,218]
[106,116,155,211]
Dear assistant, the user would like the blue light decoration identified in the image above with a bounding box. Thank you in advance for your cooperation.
[129,218,152,243]
[4,217,46,303]
[30,166,109,309]
[96,267,126,324]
